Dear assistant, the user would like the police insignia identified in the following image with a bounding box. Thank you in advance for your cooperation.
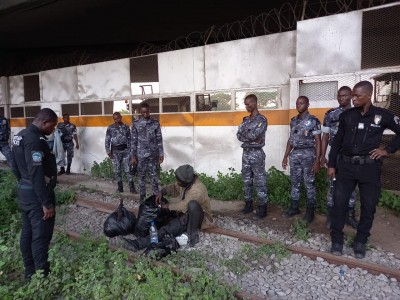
[31,151,43,165]
[374,115,382,125]
[257,122,262,128]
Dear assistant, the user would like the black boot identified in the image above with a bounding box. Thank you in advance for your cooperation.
[253,205,267,220]
[345,208,359,229]
[58,167,65,175]
[129,181,137,194]
[117,181,123,193]
[122,238,140,252]
[66,163,71,175]
[326,207,332,229]
[282,202,300,217]
[303,205,315,224]
[241,201,253,214]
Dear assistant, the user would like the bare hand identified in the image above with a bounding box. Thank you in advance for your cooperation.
[107,152,113,159]
[155,191,162,205]
[327,167,336,180]
[369,148,388,160]
[43,206,55,220]
[312,162,320,175]
[159,155,164,164]
[282,157,288,170]
[320,157,328,168]
[75,144,80,150]
[131,156,137,165]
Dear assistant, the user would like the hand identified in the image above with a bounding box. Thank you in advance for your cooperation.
[107,152,113,159]
[131,156,137,165]
[155,191,162,205]
[159,155,164,164]
[312,161,320,175]
[75,143,80,150]
[369,148,388,160]
[320,157,328,168]
[282,157,288,170]
[43,206,55,220]
[327,167,336,180]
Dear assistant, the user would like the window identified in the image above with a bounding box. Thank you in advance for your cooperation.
[299,81,338,101]
[24,75,40,102]
[0,107,4,117]
[162,96,190,113]
[61,104,79,116]
[132,98,159,115]
[104,100,129,115]
[25,106,41,126]
[236,88,279,109]
[10,107,24,118]
[130,55,159,95]
[196,92,231,111]
[81,102,102,116]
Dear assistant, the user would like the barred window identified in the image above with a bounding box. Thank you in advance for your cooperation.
[81,102,102,116]
[132,98,159,115]
[236,88,279,109]
[162,96,190,113]
[61,104,79,116]
[196,92,231,111]
[104,100,129,115]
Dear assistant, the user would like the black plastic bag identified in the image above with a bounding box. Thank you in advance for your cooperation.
[103,199,136,237]
[143,234,180,260]
[134,195,171,237]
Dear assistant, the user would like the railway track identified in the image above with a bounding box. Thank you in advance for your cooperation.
[73,196,400,281]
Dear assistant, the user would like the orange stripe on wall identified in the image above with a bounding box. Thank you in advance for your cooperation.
[14,108,332,128]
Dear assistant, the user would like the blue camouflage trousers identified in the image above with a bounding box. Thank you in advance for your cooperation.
[0,142,13,168]
[289,148,316,206]
[326,179,356,208]
[241,148,268,205]
[137,156,159,200]
[62,142,74,165]
[112,150,133,182]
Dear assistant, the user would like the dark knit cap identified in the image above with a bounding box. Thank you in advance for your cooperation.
[175,164,195,184]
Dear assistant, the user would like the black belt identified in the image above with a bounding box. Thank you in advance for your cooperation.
[341,154,376,165]
[111,144,127,151]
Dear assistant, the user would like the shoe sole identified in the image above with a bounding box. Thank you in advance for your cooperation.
[330,251,343,256]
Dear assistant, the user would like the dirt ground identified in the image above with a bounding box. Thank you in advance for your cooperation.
[2,162,399,255]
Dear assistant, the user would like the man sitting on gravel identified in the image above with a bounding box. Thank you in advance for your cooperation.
[123,164,213,251]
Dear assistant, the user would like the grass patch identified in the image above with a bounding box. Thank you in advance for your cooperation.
[292,219,309,241]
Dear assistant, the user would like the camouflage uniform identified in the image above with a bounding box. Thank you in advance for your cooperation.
[131,117,164,200]
[57,122,77,166]
[322,107,356,208]
[236,113,268,205]
[0,116,13,168]
[289,112,321,205]
[105,123,132,182]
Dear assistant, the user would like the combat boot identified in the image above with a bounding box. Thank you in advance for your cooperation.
[345,208,359,229]
[129,181,137,194]
[282,202,300,217]
[117,181,123,193]
[326,207,332,229]
[241,201,253,214]
[66,163,71,175]
[58,167,65,175]
[253,205,267,220]
[303,205,315,224]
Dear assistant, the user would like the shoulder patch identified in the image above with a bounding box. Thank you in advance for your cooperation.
[326,108,335,114]
[31,151,43,165]
[12,135,23,146]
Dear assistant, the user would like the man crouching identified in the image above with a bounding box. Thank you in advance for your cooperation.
[123,164,213,251]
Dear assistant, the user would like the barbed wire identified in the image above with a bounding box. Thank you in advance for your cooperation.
[132,0,389,57]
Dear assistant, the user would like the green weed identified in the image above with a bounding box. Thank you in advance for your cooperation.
[378,190,400,213]
[55,188,75,205]
[292,219,309,241]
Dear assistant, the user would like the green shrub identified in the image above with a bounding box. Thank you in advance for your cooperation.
[0,170,19,231]
[91,158,114,179]
[379,190,400,213]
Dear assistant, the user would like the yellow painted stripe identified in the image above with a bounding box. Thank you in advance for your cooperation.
[12,108,332,127]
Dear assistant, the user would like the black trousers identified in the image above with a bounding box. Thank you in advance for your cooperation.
[18,188,55,279]
[135,200,204,249]
[330,157,381,245]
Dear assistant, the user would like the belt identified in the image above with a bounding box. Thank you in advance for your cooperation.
[18,183,33,190]
[243,147,262,151]
[341,154,376,165]
[111,144,128,151]
[293,147,314,150]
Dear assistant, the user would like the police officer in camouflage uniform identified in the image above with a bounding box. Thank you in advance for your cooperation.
[0,115,13,168]
[131,102,164,201]
[105,112,136,193]
[321,86,358,229]
[11,108,58,280]
[282,96,321,224]
[237,94,268,220]
[57,113,79,175]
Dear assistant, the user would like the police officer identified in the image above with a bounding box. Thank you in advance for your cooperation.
[282,96,321,224]
[57,113,79,175]
[131,102,164,201]
[105,112,136,193]
[236,94,268,220]
[11,108,58,280]
[321,86,358,229]
[328,81,400,259]
[0,114,13,168]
